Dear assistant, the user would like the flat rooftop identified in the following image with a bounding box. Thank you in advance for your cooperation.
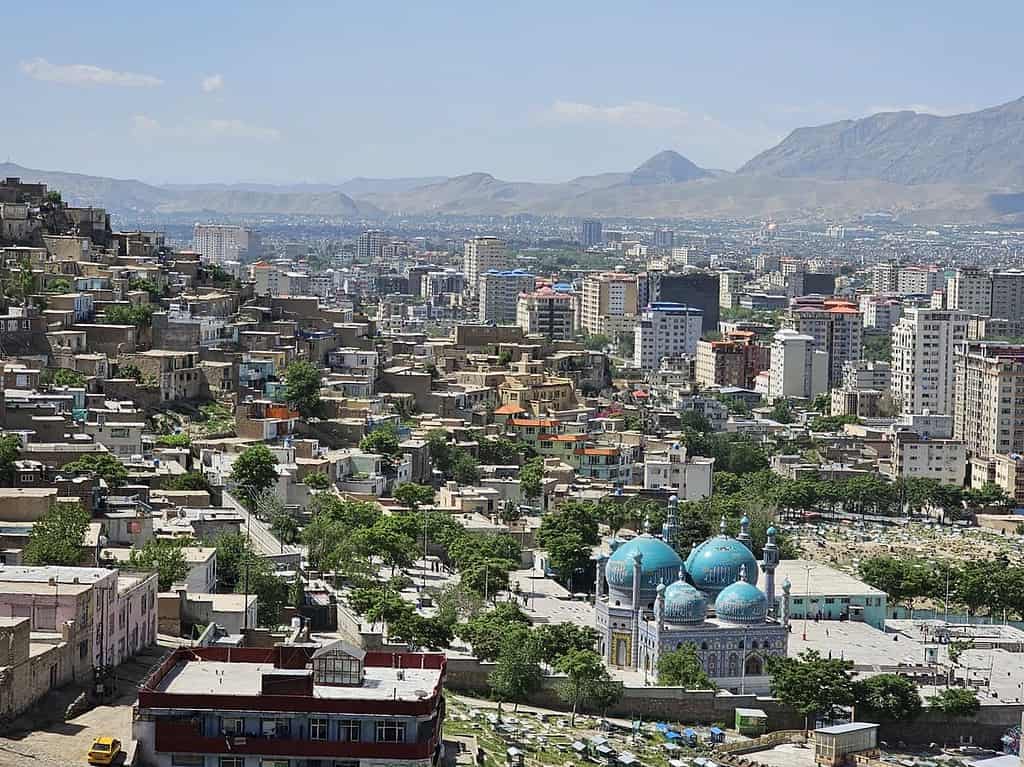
[775,559,886,598]
[157,660,441,702]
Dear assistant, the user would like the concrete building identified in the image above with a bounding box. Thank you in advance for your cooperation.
[954,342,1024,461]
[768,329,828,402]
[887,428,966,486]
[842,359,892,391]
[580,271,639,339]
[784,298,862,386]
[773,559,887,629]
[193,224,257,265]
[859,295,902,331]
[898,265,944,296]
[891,307,967,415]
[463,236,506,296]
[580,219,603,248]
[478,270,535,324]
[642,442,714,498]
[134,642,445,767]
[990,269,1024,320]
[634,303,703,370]
[516,285,576,340]
[992,453,1024,503]
[948,267,992,316]
[695,334,769,389]
[355,229,387,263]
[719,269,745,310]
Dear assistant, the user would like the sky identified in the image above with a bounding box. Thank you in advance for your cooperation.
[2,1,1022,185]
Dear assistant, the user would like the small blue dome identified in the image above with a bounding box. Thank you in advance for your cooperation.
[663,579,707,624]
[605,535,682,595]
[685,536,759,596]
[715,579,768,624]
[767,525,777,536]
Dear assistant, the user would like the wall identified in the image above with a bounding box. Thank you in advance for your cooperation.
[876,705,1024,748]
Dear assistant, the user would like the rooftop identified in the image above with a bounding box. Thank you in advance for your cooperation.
[774,559,886,598]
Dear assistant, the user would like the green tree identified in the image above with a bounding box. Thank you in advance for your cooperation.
[852,674,922,721]
[282,360,323,418]
[271,512,300,545]
[497,350,513,367]
[452,452,481,485]
[458,603,532,661]
[104,303,156,327]
[246,563,289,628]
[678,410,712,434]
[519,457,544,501]
[156,433,192,448]
[537,501,600,588]
[0,434,21,486]
[164,471,212,493]
[118,362,144,382]
[767,650,855,729]
[129,538,189,590]
[302,495,381,573]
[62,452,128,488]
[351,516,418,575]
[360,424,402,458]
[129,277,162,301]
[478,437,533,465]
[657,644,716,689]
[532,624,599,666]
[49,368,86,388]
[769,399,794,424]
[488,627,542,717]
[927,687,980,717]
[304,472,331,490]
[583,333,611,351]
[229,444,279,508]
[393,483,435,511]
[556,649,611,726]
[24,502,90,566]
[289,576,305,609]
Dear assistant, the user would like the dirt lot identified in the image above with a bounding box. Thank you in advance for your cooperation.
[0,644,169,767]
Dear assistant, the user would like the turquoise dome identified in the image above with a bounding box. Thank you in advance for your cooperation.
[605,535,683,595]
[685,536,759,596]
[662,579,707,624]
[715,579,768,624]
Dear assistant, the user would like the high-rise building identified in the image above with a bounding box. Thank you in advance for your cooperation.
[719,269,745,310]
[897,265,944,296]
[463,236,507,295]
[192,224,257,264]
[954,342,1024,460]
[649,272,721,331]
[634,303,703,369]
[580,219,603,248]
[859,295,902,331]
[479,269,535,324]
[990,270,1024,320]
[695,333,769,389]
[580,271,639,339]
[948,267,992,316]
[653,228,674,249]
[768,329,828,402]
[872,262,898,293]
[784,298,862,387]
[516,285,576,340]
[891,307,967,415]
[356,230,388,263]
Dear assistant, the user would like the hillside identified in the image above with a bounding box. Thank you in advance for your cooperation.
[739,97,1024,187]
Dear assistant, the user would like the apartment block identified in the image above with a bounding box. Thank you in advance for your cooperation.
[948,267,992,316]
[768,329,828,402]
[953,342,1024,461]
[516,285,576,340]
[463,236,507,295]
[479,270,535,324]
[694,333,769,389]
[891,308,967,415]
[634,303,703,369]
[580,271,639,339]
[784,298,862,386]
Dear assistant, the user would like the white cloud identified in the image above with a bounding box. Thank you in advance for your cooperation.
[132,114,280,143]
[546,100,704,129]
[20,57,162,87]
[200,74,224,94]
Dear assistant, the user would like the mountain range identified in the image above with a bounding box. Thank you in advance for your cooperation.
[7,96,1024,223]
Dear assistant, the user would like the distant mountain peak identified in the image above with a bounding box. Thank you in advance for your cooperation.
[629,150,710,185]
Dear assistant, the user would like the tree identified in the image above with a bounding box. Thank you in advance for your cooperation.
[360,424,401,458]
[282,360,323,418]
[538,501,600,588]
[24,502,90,566]
[156,433,191,448]
[129,277,162,301]
[164,471,212,493]
[394,483,435,511]
[452,452,481,485]
[489,628,542,717]
[458,603,532,661]
[271,512,300,545]
[304,472,331,490]
[351,516,418,575]
[769,400,794,424]
[302,495,381,573]
[583,333,611,351]
[62,452,128,488]
[657,644,715,689]
[497,350,513,367]
[50,368,86,388]
[0,434,21,486]
[678,410,712,434]
[519,457,544,501]
[556,649,611,726]
[129,539,189,590]
[767,650,855,730]
[289,576,305,609]
[478,437,533,466]
[118,362,144,382]
[245,563,289,628]
[104,303,156,327]
[229,444,279,508]
[533,624,599,666]
[852,674,922,722]
[927,688,980,717]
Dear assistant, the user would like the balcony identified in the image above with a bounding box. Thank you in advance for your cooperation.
[154,720,438,760]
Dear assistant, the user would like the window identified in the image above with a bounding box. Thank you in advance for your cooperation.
[313,651,362,686]
[339,720,361,742]
[221,717,244,736]
[220,759,245,767]
[262,718,289,738]
[171,756,204,767]
[310,718,328,741]
[376,721,406,743]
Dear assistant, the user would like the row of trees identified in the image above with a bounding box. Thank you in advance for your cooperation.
[769,650,979,729]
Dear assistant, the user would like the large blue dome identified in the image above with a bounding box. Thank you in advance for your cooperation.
[685,536,759,596]
[605,535,682,595]
[715,579,768,624]
[662,579,707,624]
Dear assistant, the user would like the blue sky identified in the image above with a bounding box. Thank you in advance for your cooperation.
[1,1,1021,184]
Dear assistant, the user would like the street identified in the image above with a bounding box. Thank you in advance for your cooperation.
[222,490,304,559]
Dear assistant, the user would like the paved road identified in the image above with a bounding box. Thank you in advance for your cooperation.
[222,491,303,559]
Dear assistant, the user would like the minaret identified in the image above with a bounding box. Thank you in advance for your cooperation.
[737,515,752,546]
[630,550,643,669]
[594,554,608,599]
[718,516,727,536]
[762,525,780,618]
[781,577,792,630]
[662,494,679,546]
[655,582,666,634]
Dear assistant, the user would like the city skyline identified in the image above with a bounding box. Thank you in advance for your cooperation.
[2,1,1023,185]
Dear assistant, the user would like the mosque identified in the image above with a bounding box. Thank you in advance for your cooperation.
[594,496,791,692]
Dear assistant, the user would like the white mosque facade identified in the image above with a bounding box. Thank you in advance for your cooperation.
[594,496,791,693]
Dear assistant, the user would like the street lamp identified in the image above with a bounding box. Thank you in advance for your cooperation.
[802,563,812,641]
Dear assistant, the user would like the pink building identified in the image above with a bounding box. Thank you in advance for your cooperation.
[0,565,158,672]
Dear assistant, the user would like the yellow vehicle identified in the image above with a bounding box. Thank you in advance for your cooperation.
[87,737,121,765]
